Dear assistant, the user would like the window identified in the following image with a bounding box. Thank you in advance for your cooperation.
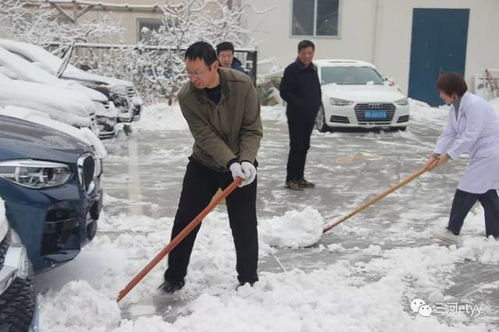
[321,67,384,85]
[292,0,339,37]
[137,18,163,42]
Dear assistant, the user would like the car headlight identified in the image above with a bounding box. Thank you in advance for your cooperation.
[329,97,354,106]
[0,159,71,189]
[394,97,409,106]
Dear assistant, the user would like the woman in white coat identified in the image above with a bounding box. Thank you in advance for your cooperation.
[426,72,499,244]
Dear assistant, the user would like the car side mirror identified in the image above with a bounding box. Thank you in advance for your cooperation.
[383,76,395,86]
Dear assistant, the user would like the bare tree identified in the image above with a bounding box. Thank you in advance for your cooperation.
[0,0,124,48]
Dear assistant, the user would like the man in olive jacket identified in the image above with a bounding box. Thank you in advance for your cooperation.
[161,42,263,293]
[280,40,321,190]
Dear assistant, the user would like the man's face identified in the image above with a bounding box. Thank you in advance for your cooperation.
[218,50,234,68]
[185,58,219,89]
[298,46,314,67]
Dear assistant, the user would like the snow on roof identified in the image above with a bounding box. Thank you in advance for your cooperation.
[33,0,180,12]
[315,59,377,69]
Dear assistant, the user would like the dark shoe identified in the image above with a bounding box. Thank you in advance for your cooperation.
[285,180,303,191]
[236,281,256,290]
[298,178,315,188]
[159,279,185,294]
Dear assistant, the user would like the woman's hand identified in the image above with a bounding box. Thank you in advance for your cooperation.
[425,154,450,171]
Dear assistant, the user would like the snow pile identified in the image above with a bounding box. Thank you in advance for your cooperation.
[261,105,287,123]
[35,180,498,331]
[134,103,188,131]
[39,280,121,331]
[259,207,325,248]
[409,98,448,123]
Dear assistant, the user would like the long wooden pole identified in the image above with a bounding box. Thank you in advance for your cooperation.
[323,167,428,233]
[117,178,243,302]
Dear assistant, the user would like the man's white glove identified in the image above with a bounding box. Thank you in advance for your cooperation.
[229,162,246,186]
[240,161,257,187]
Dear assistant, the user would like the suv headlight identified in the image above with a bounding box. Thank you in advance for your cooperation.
[329,97,354,106]
[394,97,409,106]
[0,160,71,189]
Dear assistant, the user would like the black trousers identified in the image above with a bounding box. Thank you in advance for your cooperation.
[447,189,499,237]
[164,159,259,284]
[286,116,315,182]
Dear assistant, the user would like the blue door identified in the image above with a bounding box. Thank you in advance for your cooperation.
[408,9,469,106]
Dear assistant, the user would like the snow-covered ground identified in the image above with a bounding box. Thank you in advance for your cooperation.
[34,101,499,331]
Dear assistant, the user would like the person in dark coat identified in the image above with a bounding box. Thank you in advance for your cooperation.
[279,40,322,190]
[216,41,245,72]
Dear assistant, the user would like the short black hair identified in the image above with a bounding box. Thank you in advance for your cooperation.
[216,41,235,55]
[185,41,217,67]
[436,72,468,97]
[298,40,315,52]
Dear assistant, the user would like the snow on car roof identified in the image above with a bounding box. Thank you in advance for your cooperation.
[0,38,133,88]
[314,59,377,69]
[0,46,61,85]
[0,46,108,102]
[0,78,95,127]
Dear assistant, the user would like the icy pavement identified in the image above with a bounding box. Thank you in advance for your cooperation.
[34,102,499,331]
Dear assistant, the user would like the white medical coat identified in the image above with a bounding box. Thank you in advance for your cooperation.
[434,92,499,194]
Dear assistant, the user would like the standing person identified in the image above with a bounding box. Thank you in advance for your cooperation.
[216,41,245,72]
[280,40,322,190]
[161,41,262,293]
[426,72,499,244]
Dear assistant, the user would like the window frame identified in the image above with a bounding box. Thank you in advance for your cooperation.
[289,0,342,39]
[136,18,164,43]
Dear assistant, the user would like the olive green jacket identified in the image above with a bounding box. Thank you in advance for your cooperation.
[178,68,263,172]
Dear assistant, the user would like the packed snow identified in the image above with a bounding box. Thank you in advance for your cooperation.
[34,100,499,331]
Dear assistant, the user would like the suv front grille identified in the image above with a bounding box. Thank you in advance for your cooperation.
[127,87,136,98]
[77,153,95,194]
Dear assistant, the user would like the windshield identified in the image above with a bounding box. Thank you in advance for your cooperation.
[321,66,384,85]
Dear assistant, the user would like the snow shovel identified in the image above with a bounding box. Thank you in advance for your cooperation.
[117,177,243,303]
[322,166,428,234]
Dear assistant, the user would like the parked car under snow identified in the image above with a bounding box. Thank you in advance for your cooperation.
[0,71,99,132]
[314,59,410,132]
[0,112,104,272]
[0,46,117,138]
[0,38,143,125]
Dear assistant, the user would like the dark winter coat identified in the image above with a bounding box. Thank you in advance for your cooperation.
[279,58,322,122]
[231,57,245,72]
[178,68,262,172]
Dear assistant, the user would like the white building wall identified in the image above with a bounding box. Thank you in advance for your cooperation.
[247,0,377,67]
[245,0,499,94]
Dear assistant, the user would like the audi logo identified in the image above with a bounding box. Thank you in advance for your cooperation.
[368,103,383,108]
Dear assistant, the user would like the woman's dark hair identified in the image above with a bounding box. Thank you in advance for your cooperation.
[298,40,315,52]
[436,72,468,97]
[185,41,217,67]
[216,41,235,55]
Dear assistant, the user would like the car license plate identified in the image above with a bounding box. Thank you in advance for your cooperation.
[365,110,387,119]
